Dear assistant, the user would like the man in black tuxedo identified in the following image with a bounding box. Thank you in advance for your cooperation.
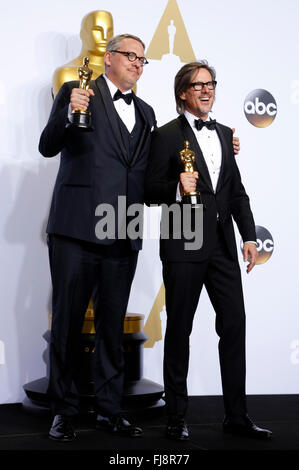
[145,61,272,441]
[39,34,156,441]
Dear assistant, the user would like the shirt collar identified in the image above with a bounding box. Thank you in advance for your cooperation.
[103,74,132,97]
[184,110,214,129]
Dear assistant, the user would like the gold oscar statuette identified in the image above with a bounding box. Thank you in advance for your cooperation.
[66,56,93,131]
[180,140,201,207]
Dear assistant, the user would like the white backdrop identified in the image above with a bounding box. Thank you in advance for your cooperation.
[0,0,298,404]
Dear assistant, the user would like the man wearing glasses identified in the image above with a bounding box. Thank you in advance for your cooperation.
[39,34,155,441]
[145,61,272,442]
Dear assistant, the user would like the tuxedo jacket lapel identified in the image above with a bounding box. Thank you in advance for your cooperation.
[130,94,149,167]
[94,75,129,166]
[215,123,229,193]
[178,115,214,192]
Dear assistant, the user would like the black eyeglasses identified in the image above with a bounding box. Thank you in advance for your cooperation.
[110,50,149,66]
[189,81,217,91]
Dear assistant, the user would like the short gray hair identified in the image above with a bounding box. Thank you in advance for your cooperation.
[106,34,145,52]
[174,60,216,114]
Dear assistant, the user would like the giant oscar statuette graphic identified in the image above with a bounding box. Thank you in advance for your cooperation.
[52,10,113,97]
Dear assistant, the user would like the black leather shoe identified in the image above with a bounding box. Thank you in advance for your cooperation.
[48,415,76,442]
[223,415,272,440]
[165,418,190,441]
[96,414,143,437]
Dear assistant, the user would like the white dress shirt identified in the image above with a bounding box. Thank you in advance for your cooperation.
[185,110,222,192]
[177,112,256,245]
[176,111,221,200]
[103,74,136,133]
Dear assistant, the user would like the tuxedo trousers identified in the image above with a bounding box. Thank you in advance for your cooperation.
[47,234,138,416]
[162,225,247,419]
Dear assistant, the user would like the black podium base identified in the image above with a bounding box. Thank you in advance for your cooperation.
[24,313,165,416]
[22,376,165,416]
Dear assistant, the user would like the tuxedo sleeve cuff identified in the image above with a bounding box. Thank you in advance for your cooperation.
[176,183,182,202]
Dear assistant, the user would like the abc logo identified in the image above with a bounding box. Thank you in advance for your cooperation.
[244,89,277,127]
[240,225,274,264]
[256,225,274,264]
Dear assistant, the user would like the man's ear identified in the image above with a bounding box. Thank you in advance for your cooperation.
[104,51,111,67]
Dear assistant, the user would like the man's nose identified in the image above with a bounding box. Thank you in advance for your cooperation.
[132,60,142,68]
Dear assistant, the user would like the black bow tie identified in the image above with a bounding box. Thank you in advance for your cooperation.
[113,89,133,105]
[194,118,216,131]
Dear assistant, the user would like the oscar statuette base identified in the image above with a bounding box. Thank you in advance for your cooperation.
[66,110,94,131]
[182,192,202,209]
